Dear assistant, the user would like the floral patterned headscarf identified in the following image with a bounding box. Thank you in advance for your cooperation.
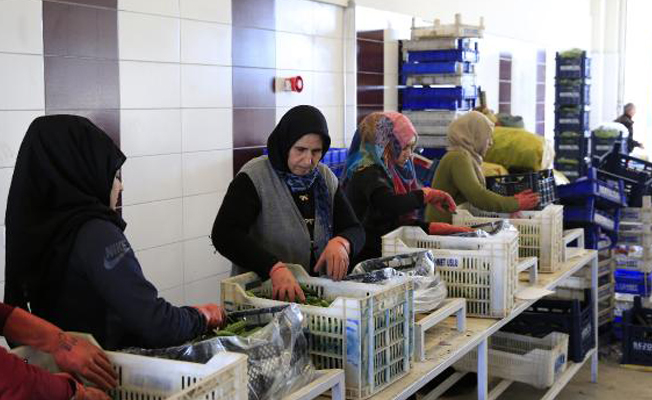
[343,112,420,195]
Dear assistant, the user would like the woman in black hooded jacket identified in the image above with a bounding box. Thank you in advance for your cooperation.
[4,115,225,350]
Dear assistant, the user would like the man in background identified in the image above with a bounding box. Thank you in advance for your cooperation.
[615,103,641,151]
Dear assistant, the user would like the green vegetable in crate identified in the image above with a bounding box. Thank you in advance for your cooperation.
[247,283,332,306]
[559,48,584,58]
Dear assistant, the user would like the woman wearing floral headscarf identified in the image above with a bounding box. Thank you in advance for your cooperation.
[425,111,539,223]
[343,112,471,264]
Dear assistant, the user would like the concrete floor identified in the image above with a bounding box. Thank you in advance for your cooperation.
[436,360,651,400]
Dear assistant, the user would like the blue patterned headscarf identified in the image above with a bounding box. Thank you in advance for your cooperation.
[267,106,333,251]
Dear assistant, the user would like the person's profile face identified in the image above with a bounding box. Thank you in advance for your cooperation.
[110,172,123,210]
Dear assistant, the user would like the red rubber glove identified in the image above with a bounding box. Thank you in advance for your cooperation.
[428,222,474,235]
[192,304,226,330]
[422,188,457,213]
[270,263,306,303]
[514,189,540,211]
[314,236,351,281]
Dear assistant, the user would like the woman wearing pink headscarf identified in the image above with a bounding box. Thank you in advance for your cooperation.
[343,112,471,265]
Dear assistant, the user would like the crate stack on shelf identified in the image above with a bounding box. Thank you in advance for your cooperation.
[554,50,592,182]
[399,14,483,150]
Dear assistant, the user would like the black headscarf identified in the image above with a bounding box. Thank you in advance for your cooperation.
[4,115,127,315]
[266,105,331,172]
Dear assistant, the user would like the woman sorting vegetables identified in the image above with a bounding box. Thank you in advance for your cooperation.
[425,111,540,223]
[4,115,225,351]
[343,111,472,265]
[212,105,365,303]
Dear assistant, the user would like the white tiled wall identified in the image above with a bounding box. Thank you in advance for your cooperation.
[0,0,44,305]
[118,0,233,306]
[0,0,352,310]
[275,0,347,148]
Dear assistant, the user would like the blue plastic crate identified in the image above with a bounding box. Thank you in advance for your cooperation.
[502,291,595,363]
[406,48,479,63]
[555,158,588,182]
[621,297,652,366]
[591,132,628,157]
[400,61,474,75]
[615,269,652,296]
[555,82,591,106]
[556,52,591,79]
[597,150,652,207]
[564,198,620,232]
[555,107,590,132]
[557,167,627,207]
[402,88,477,111]
[579,225,617,250]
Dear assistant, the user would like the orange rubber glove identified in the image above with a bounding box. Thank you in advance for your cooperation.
[422,188,457,213]
[513,189,540,211]
[192,304,226,330]
[270,262,306,303]
[314,236,351,281]
[428,222,474,235]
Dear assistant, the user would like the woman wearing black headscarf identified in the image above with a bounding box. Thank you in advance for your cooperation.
[212,105,365,302]
[4,115,225,350]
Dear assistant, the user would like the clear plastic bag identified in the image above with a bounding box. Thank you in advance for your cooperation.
[122,304,314,400]
[348,250,447,313]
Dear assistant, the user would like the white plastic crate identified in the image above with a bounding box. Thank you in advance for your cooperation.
[411,14,484,39]
[221,265,413,400]
[454,331,569,389]
[614,255,652,273]
[418,134,448,148]
[11,341,248,400]
[381,226,519,318]
[453,204,564,273]
[620,196,652,223]
[401,37,468,51]
[618,222,652,247]
[405,74,476,87]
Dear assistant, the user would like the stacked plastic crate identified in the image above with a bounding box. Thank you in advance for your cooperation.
[556,168,628,328]
[399,15,483,150]
[554,50,592,182]
[614,197,652,321]
[591,122,630,159]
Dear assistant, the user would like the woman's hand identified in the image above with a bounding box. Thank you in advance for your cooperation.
[514,189,540,211]
[270,263,306,302]
[422,188,457,213]
[192,304,227,330]
[314,237,350,281]
[51,334,117,391]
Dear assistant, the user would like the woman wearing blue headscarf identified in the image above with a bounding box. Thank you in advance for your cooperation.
[212,106,365,303]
